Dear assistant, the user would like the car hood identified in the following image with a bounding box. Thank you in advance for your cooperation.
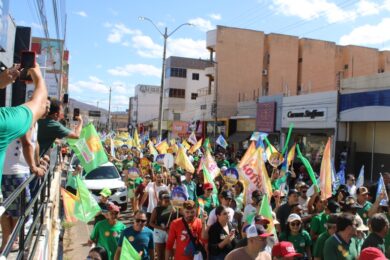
[83,178,126,190]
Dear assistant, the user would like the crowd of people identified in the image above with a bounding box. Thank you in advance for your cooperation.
[85,141,390,260]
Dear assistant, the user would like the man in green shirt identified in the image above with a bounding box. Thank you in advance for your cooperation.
[361,213,389,254]
[356,187,373,224]
[89,204,126,260]
[323,213,359,260]
[38,99,83,156]
[183,170,197,201]
[313,214,337,260]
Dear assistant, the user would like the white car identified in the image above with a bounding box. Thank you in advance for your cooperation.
[68,157,128,211]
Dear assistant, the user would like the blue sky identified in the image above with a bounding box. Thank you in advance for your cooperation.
[10,0,390,111]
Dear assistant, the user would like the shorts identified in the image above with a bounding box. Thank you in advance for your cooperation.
[153,229,168,244]
[1,173,31,217]
[128,188,135,199]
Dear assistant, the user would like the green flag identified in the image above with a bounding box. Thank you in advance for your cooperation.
[296,144,318,187]
[74,176,101,222]
[202,164,217,194]
[120,236,141,260]
[203,138,211,151]
[259,193,278,240]
[68,123,108,174]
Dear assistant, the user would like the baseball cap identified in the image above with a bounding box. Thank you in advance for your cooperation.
[272,241,302,258]
[203,183,213,190]
[100,188,112,198]
[221,166,228,171]
[245,224,273,238]
[359,247,387,260]
[344,196,363,210]
[355,215,369,231]
[287,213,302,223]
[357,186,369,195]
[221,190,233,199]
[254,215,270,225]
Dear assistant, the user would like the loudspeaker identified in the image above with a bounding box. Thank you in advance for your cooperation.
[63,93,69,103]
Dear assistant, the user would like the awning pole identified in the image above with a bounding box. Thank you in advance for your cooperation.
[370,122,376,182]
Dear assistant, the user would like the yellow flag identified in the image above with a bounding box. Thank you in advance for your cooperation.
[182,140,191,150]
[133,129,141,148]
[175,146,195,173]
[148,141,158,156]
[156,140,169,154]
[189,138,203,154]
[169,139,176,145]
[171,144,179,154]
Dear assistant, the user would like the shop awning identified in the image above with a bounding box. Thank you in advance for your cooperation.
[228,132,252,143]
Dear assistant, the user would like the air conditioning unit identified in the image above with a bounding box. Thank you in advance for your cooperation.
[262,69,268,76]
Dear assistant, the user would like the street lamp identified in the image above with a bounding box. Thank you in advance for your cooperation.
[139,16,192,140]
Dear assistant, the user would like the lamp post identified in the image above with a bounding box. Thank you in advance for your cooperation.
[209,60,218,150]
[139,16,192,140]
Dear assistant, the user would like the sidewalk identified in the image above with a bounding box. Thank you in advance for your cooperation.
[62,202,134,260]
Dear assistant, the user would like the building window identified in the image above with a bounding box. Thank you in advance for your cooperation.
[192,73,199,80]
[173,113,181,121]
[167,67,187,78]
[191,93,198,100]
[167,88,185,98]
[200,104,207,110]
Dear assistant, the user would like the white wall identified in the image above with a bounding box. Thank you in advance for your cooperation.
[135,85,160,123]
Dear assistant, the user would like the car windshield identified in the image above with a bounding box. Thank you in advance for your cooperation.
[83,166,119,180]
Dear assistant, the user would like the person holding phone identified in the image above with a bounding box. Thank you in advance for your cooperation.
[208,205,238,260]
[37,99,83,156]
[0,63,48,184]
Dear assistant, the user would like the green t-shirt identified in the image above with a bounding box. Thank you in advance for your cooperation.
[199,194,219,214]
[113,161,123,172]
[128,177,143,189]
[323,234,358,260]
[90,219,126,260]
[0,105,32,183]
[310,212,329,238]
[361,232,386,254]
[357,201,372,224]
[38,117,71,156]
[279,230,312,255]
[313,231,330,259]
[183,180,197,201]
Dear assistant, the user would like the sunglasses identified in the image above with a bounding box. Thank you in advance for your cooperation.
[290,222,301,227]
[135,219,147,223]
[206,189,213,191]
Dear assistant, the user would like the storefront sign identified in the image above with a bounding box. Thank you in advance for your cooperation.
[256,102,276,132]
[285,108,327,122]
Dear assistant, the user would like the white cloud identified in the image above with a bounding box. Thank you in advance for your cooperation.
[74,11,87,17]
[105,23,141,44]
[272,0,356,23]
[31,22,43,31]
[132,35,163,58]
[168,38,209,59]
[209,13,222,20]
[188,17,215,32]
[356,0,380,16]
[69,76,109,94]
[339,18,390,45]
[107,64,161,77]
[96,64,103,69]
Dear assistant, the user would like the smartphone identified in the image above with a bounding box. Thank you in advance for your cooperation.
[73,108,80,121]
[19,51,36,82]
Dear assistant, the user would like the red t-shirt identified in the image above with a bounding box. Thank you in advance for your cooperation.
[166,217,203,260]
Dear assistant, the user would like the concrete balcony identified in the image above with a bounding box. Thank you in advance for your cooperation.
[206,29,217,51]
[205,65,216,78]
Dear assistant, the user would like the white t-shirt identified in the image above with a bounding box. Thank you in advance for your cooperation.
[3,123,38,175]
[145,182,169,213]
[207,206,235,226]
[243,204,256,223]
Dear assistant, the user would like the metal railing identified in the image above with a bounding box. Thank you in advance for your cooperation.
[0,146,60,259]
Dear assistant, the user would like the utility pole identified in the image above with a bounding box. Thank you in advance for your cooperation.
[107,86,112,131]
[139,16,192,140]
